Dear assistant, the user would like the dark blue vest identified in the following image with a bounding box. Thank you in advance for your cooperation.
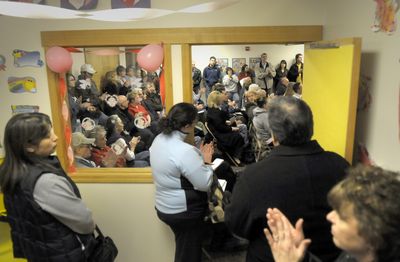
[4,156,95,262]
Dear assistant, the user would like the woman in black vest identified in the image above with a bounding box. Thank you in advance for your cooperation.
[0,112,96,262]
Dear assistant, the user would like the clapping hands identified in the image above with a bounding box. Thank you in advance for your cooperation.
[263,208,311,262]
[200,141,214,164]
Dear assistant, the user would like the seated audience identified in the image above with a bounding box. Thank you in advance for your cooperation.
[252,97,272,143]
[275,77,289,96]
[212,83,239,115]
[116,65,130,96]
[87,126,125,167]
[225,96,350,262]
[105,115,150,167]
[127,88,152,127]
[101,70,120,96]
[292,82,303,99]
[125,65,142,89]
[74,64,100,106]
[264,165,400,262]
[115,95,154,149]
[244,87,266,120]
[72,132,97,168]
[143,81,163,115]
[206,91,245,163]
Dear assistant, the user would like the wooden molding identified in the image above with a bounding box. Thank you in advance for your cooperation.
[41,25,322,183]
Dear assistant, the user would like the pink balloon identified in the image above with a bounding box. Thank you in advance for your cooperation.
[45,46,73,73]
[137,44,164,72]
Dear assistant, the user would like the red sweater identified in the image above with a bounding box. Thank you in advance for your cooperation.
[91,146,125,167]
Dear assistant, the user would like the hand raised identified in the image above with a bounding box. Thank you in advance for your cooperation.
[264,208,311,262]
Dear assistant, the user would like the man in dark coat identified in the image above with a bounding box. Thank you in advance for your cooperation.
[225,96,349,262]
[192,62,202,94]
[288,53,304,83]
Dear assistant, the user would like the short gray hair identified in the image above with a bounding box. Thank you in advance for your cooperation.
[267,96,313,146]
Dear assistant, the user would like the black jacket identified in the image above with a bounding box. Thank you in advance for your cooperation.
[206,107,244,155]
[4,157,95,262]
[225,141,349,262]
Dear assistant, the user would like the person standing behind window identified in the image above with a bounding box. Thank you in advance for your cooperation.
[150,102,214,262]
[203,56,221,100]
[192,62,202,94]
[274,60,288,90]
[255,53,276,95]
[223,67,240,106]
[288,53,304,83]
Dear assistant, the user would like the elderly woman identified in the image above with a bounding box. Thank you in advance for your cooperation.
[206,91,246,164]
[0,113,96,261]
[105,115,150,167]
[265,165,400,262]
[127,88,159,135]
[87,125,124,167]
[150,102,214,262]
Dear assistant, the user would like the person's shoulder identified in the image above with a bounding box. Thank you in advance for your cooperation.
[35,173,70,191]
[323,150,350,165]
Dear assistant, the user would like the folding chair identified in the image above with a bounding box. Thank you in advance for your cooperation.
[204,122,240,167]
[249,122,273,162]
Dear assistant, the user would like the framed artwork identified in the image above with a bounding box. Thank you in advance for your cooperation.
[232,58,246,73]
[216,58,228,69]
[249,57,261,70]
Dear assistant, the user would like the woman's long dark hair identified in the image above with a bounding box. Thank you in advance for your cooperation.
[0,113,55,194]
[159,102,198,135]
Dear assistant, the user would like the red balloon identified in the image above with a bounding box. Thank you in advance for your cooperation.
[45,46,72,73]
[137,44,164,72]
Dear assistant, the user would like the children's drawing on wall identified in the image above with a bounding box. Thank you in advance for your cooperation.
[8,76,37,93]
[0,55,6,71]
[357,74,372,112]
[61,0,98,10]
[111,0,151,8]
[11,105,40,115]
[12,49,44,67]
[372,0,399,34]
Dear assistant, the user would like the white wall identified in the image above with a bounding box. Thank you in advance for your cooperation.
[324,0,400,171]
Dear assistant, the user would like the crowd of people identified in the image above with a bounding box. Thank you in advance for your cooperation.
[67,63,163,168]
[1,51,400,262]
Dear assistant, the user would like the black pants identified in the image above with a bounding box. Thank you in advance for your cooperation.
[157,210,206,262]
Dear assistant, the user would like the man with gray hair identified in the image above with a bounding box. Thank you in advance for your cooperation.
[225,96,349,262]
[255,53,275,95]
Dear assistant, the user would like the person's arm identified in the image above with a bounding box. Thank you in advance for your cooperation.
[33,173,95,234]
[179,146,213,192]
